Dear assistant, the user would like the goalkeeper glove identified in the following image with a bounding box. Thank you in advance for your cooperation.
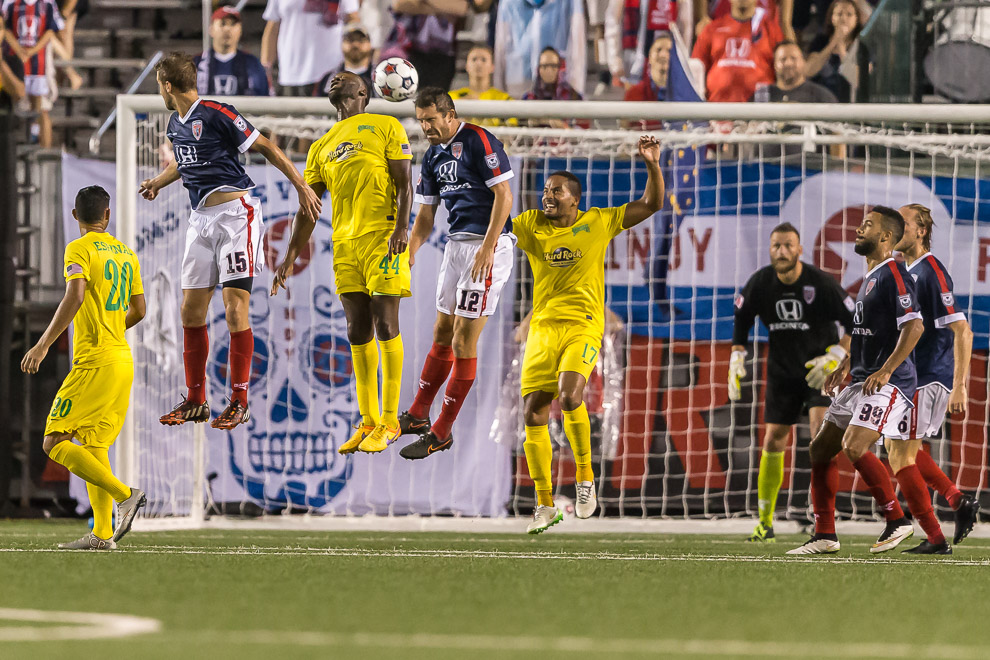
[805,344,847,390]
[728,350,746,401]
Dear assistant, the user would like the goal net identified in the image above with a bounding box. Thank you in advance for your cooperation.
[113,96,989,527]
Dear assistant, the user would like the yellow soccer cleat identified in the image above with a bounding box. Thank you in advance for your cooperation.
[358,424,400,453]
[339,425,375,455]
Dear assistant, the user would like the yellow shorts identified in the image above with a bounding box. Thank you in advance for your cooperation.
[44,361,134,448]
[333,228,411,297]
[520,321,603,397]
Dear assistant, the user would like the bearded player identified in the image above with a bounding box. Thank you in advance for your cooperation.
[730,223,853,543]
[140,52,321,430]
[272,71,414,454]
[515,136,664,534]
[396,87,514,459]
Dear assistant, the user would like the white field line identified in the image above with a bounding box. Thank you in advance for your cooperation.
[0,608,161,642]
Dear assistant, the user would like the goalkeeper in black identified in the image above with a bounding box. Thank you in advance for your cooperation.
[730,222,854,542]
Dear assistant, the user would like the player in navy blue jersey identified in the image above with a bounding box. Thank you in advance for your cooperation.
[397,87,515,459]
[139,52,321,430]
[788,206,930,556]
[887,203,978,547]
[194,6,272,97]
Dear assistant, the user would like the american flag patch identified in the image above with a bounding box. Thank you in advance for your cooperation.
[400,143,412,155]
[66,263,83,277]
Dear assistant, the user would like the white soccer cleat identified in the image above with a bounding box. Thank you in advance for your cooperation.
[112,488,147,544]
[58,532,117,551]
[575,481,597,519]
[870,521,915,554]
[786,537,840,555]
[526,505,563,534]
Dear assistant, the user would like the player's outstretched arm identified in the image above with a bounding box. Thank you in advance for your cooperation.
[471,180,513,282]
[125,293,146,330]
[271,182,326,296]
[139,160,180,201]
[251,134,322,223]
[622,136,665,229]
[863,318,924,395]
[21,279,86,374]
[387,158,413,256]
[948,319,974,414]
[409,203,437,267]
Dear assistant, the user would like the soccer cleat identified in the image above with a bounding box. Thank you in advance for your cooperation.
[397,410,431,437]
[160,397,210,426]
[399,430,453,460]
[953,495,980,545]
[526,505,563,534]
[870,519,915,554]
[58,532,117,551]
[339,425,375,455]
[747,522,776,543]
[902,540,952,555]
[211,400,251,430]
[112,488,146,544]
[358,424,400,453]
[575,481,597,519]
[786,535,840,555]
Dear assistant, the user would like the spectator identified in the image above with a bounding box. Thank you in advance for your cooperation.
[357,0,394,51]
[695,0,794,42]
[623,32,673,101]
[382,0,475,91]
[605,0,693,85]
[450,45,515,126]
[523,47,583,100]
[691,0,782,103]
[494,0,587,98]
[0,14,25,112]
[804,0,869,102]
[3,0,65,147]
[261,0,359,96]
[315,25,374,96]
[195,6,272,96]
[54,0,84,89]
[757,40,836,102]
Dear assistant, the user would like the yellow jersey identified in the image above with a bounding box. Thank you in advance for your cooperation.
[448,87,518,127]
[513,205,628,332]
[304,112,413,241]
[63,232,144,368]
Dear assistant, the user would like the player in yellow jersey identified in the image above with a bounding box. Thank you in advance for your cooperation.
[514,136,664,534]
[272,71,414,454]
[20,186,147,549]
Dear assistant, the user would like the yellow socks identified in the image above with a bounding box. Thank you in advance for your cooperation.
[84,446,115,539]
[350,340,381,428]
[48,440,130,503]
[524,425,554,507]
[757,450,785,527]
[563,403,593,483]
[379,335,403,429]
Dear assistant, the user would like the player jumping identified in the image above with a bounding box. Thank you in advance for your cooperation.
[271,71,414,454]
[515,136,664,534]
[140,52,321,430]
[21,186,147,549]
[788,206,929,555]
[730,222,853,543]
[397,87,515,459]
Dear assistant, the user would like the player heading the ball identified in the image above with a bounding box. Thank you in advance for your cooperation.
[141,52,322,431]
[515,136,665,534]
[272,71,414,455]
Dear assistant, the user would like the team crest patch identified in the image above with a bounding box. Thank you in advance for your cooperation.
[451,143,463,159]
[191,120,203,140]
[942,292,955,307]
[803,286,816,304]
[485,153,500,170]
[234,115,248,132]
[865,278,877,296]
[734,294,744,309]
[899,294,912,309]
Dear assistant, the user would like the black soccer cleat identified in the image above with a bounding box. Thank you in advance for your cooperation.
[211,399,251,430]
[902,540,952,555]
[953,495,980,545]
[398,410,431,437]
[160,397,211,426]
[399,430,453,460]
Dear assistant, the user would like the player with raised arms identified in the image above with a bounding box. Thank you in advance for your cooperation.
[515,136,664,534]
[141,52,322,430]
[395,87,515,459]
[272,71,414,454]
[788,206,931,555]
[21,186,147,549]
[730,222,854,543]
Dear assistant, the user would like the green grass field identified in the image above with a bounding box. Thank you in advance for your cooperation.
[2,520,989,660]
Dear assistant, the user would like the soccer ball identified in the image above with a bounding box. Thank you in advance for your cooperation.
[373,58,419,102]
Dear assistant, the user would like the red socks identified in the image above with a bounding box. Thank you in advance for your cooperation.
[896,464,946,545]
[408,343,454,420]
[183,325,209,405]
[853,453,906,521]
[811,461,839,535]
[229,329,254,405]
[914,449,963,510]
[431,357,477,439]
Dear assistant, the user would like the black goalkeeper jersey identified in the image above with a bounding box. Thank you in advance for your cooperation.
[733,262,855,381]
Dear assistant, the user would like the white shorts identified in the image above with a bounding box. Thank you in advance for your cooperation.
[436,234,514,319]
[900,383,951,439]
[824,382,914,440]
[24,74,51,99]
[181,194,264,289]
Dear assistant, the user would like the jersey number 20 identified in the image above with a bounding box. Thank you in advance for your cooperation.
[104,260,133,311]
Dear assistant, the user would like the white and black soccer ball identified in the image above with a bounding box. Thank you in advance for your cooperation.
[373,57,419,102]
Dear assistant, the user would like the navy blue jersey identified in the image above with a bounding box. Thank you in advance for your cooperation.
[850,258,921,398]
[414,122,514,238]
[166,99,259,209]
[907,253,966,390]
[194,50,272,96]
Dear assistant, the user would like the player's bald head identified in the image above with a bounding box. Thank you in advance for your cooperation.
[328,71,368,108]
